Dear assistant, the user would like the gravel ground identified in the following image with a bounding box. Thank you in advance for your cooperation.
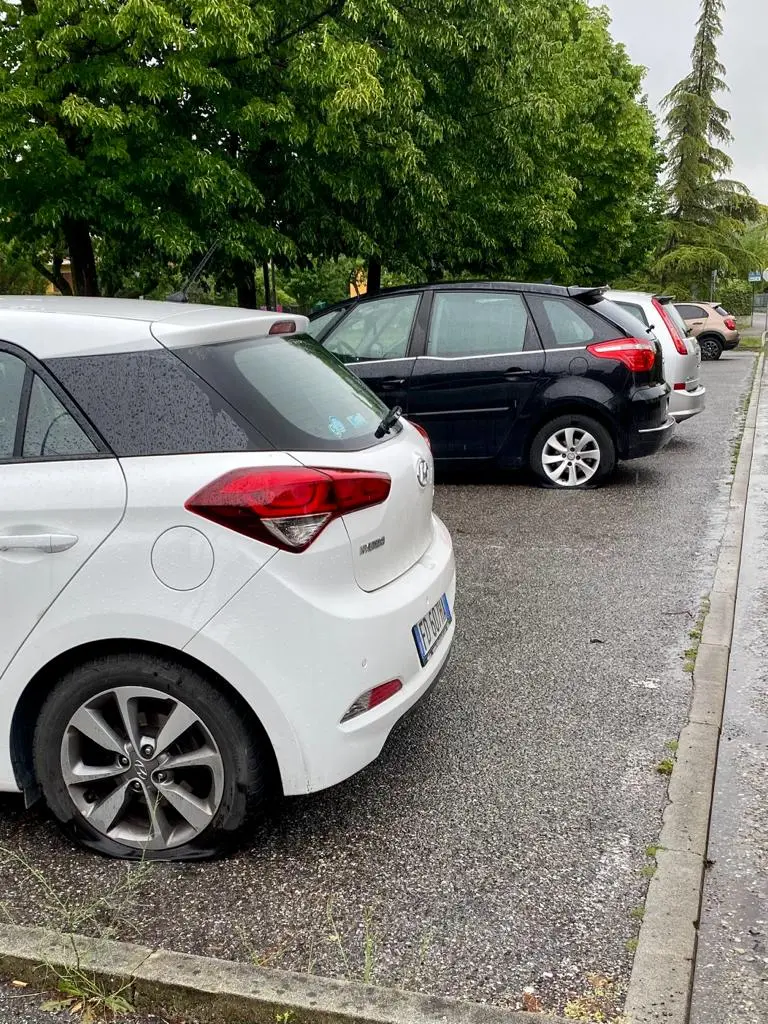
[691,358,768,1024]
[0,354,755,1016]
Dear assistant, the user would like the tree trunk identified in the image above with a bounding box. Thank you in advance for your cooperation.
[262,261,272,309]
[366,256,382,296]
[234,260,257,308]
[63,217,100,296]
[32,255,72,296]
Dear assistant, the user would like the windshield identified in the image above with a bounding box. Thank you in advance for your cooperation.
[176,334,398,452]
[662,300,692,338]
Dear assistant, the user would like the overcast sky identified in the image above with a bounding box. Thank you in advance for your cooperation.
[597,0,767,202]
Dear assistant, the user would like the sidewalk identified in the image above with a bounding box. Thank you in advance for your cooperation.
[691,362,768,1023]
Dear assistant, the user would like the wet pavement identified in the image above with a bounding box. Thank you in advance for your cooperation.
[0,353,757,1015]
[691,360,768,1024]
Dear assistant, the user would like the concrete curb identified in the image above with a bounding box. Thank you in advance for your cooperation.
[624,351,765,1024]
[0,922,570,1024]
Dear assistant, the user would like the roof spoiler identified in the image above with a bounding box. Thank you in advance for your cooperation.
[567,285,608,305]
[653,295,676,303]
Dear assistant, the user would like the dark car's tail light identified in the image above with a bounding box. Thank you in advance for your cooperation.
[269,320,297,335]
[587,338,657,372]
[652,298,688,355]
[186,467,391,551]
[724,317,737,331]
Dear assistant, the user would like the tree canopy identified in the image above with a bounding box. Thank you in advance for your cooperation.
[0,0,661,300]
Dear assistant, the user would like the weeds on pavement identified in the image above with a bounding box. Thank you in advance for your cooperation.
[563,972,626,1022]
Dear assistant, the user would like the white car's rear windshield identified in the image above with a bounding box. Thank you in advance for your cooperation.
[179,334,397,452]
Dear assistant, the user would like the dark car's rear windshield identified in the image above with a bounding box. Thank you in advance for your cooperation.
[178,334,397,452]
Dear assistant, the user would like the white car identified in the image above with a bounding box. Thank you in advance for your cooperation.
[0,297,455,860]
[605,290,705,422]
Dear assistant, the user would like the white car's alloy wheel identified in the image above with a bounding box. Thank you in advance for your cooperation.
[61,685,225,851]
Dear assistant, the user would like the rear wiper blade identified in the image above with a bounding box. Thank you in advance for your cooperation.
[375,405,403,438]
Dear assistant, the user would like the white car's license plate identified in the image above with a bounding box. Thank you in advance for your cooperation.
[412,594,452,666]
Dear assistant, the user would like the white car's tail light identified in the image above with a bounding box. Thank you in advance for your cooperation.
[185,467,391,552]
[652,298,688,355]
[341,679,403,722]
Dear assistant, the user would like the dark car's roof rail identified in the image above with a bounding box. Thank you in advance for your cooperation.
[567,285,608,305]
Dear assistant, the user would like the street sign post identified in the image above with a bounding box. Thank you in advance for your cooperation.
[748,270,762,283]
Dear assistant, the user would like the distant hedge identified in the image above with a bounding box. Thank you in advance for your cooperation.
[716,281,754,316]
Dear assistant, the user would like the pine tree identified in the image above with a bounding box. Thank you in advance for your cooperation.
[657,0,757,290]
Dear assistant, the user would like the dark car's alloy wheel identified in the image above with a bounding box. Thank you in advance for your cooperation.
[34,652,270,859]
[530,414,615,489]
[699,335,723,361]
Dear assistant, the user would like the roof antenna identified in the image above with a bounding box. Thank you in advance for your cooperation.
[166,239,221,303]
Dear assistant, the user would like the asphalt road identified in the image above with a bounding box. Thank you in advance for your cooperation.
[0,352,756,1016]
[691,358,768,1024]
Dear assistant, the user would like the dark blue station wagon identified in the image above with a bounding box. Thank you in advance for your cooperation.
[308,282,675,488]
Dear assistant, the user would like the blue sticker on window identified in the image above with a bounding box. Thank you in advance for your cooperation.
[346,412,367,428]
[328,416,347,438]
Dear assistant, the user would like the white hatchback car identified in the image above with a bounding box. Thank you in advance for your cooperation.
[605,290,705,422]
[0,297,455,859]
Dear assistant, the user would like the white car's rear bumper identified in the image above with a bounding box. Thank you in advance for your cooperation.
[670,385,706,421]
[184,514,456,795]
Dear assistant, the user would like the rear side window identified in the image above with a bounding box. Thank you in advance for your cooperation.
[48,349,263,457]
[427,291,532,356]
[179,335,395,452]
[714,305,730,317]
[677,304,708,319]
[529,297,620,349]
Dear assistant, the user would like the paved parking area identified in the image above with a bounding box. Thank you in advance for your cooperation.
[0,353,756,1015]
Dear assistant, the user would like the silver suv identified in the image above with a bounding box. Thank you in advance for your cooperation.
[605,290,705,422]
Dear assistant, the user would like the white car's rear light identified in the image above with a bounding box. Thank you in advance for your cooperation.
[341,679,403,722]
[185,466,391,552]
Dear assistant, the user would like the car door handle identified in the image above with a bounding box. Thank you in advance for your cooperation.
[0,533,78,553]
[379,377,407,390]
[503,369,531,379]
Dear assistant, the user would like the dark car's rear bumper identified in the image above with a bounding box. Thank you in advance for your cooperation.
[618,384,675,460]
[624,416,676,459]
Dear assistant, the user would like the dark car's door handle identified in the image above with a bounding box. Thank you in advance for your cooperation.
[379,377,407,390]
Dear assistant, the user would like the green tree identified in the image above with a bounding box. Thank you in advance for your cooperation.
[656,0,758,292]
[0,0,662,300]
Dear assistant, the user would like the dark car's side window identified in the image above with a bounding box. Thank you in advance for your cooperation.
[305,308,344,341]
[677,304,708,320]
[531,297,620,349]
[323,294,420,363]
[0,351,25,458]
[426,291,530,357]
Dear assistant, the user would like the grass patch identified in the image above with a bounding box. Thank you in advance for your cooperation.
[738,336,764,351]
[625,938,639,953]
[656,758,674,777]
[682,595,710,674]
[629,905,645,921]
